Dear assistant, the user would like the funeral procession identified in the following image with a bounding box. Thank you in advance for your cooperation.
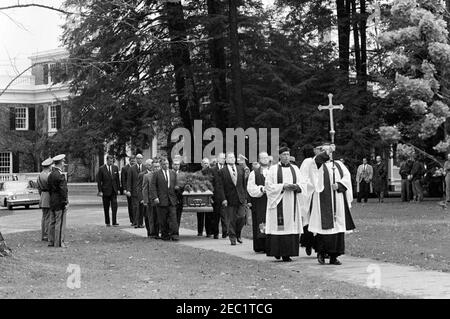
[1,0,450,303]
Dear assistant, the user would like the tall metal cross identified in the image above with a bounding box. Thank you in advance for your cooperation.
[318,93,344,144]
[318,93,344,218]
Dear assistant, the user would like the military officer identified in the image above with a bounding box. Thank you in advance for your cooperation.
[48,154,69,248]
[37,158,53,241]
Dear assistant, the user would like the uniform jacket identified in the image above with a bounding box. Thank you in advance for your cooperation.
[37,170,51,208]
[48,167,68,211]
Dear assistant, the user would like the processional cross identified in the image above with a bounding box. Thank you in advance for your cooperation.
[318,93,344,216]
[318,93,344,145]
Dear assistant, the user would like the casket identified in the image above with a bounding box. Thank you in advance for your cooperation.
[182,190,214,213]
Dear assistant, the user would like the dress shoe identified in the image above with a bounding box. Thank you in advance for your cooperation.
[330,257,342,265]
[162,237,171,241]
[197,233,203,237]
[236,237,243,244]
[305,246,312,256]
[106,224,111,227]
[317,253,325,265]
[230,238,237,245]
[282,256,292,262]
[48,242,54,247]
[42,237,48,241]
[113,223,119,227]
[138,225,144,228]
[206,234,212,238]
[222,233,227,238]
[274,256,281,260]
[171,237,179,242]
[213,234,219,239]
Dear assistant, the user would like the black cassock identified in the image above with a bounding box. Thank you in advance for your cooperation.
[247,167,268,253]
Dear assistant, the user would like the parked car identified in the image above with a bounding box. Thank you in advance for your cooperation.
[0,180,40,210]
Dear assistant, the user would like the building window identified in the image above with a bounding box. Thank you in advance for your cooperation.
[15,107,28,130]
[49,105,57,132]
[48,105,61,132]
[0,152,12,174]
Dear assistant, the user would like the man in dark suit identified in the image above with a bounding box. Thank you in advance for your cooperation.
[126,154,145,228]
[150,157,179,241]
[121,156,136,226]
[214,153,228,238]
[172,158,184,237]
[48,154,69,248]
[143,159,160,238]
[97,155,120,227]
[216,152,247,246]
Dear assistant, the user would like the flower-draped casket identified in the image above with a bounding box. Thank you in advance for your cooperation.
[177,171,214,213]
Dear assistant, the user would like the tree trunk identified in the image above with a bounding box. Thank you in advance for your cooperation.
[351,0,361,82]
[359,0,367,91]
[336,0,351,80]
[445,0,450,151]
[164,1,200,131]
[207,0,228,131]
[228,0,246,128]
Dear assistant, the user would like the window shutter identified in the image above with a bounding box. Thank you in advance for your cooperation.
[28,107,35,131]
[43,64,49,84]
[12,153,19,173]
[56,105,62,129]
[9,107,16,130]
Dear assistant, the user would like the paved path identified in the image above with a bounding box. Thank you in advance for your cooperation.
[2,204,450,299]
[124,227,450,299]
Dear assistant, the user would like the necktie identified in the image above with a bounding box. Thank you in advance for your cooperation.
[138,165,141,173]
[108,165,111,175]
[165,170,170,187]
[231,165,237,185]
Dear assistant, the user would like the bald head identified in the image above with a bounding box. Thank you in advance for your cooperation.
[259,152,269,166]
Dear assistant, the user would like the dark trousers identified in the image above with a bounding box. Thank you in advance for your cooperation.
[206,205,220,236]
[220,205,228,236]
[412,179,424,201]
[197,212,205,234]
[197,212,214,235]
[176,202,183,235]
[48,208,67,247]
[131,197,144,226]
[357,181,370,203]
[225,205,246,240]
[157,205,178,240]
[401,179,411,202]
[126,196,133,224]
[145,205,159,236]
[102,194,118,225]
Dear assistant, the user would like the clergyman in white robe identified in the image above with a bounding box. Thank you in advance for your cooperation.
[264,161,308,261]
[308,156,356,265]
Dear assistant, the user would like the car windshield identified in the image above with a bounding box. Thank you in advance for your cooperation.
[2,181,34,191]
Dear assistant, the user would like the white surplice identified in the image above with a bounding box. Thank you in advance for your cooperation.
[264,163,308,235]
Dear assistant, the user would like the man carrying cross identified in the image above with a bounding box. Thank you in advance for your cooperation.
[306,94,355,265]
[264,145,308,262]
[306,144,355,265]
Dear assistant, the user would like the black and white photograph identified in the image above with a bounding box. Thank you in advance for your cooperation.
[0,0,450,305]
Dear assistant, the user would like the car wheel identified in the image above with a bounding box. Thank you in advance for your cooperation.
[7,204,13,210]
[25,205,30,209]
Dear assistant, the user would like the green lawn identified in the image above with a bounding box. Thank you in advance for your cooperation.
[0,225,402,299]
[181,198,450,272]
